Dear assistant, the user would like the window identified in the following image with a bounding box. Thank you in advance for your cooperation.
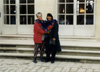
[20,0,35,25]
[4,0,16,25]
[3,0,35,25]
[58,0,94,25]
[58,0,74,25]
[77,0,94,25]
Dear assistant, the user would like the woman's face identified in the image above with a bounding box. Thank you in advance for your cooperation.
[47,16,52,21]
[37,15,42,20]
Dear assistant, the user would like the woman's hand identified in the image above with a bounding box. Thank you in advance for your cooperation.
[53,38,56,41]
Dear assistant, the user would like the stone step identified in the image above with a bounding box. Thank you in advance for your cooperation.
[1,47,100,57]
[0,35,95,39]
[0,53,100,61]
[1,39,100,60]
[0,35,96,41]
[1,39,100,51]
[62,49,100,54]
[1,47,100,54]
[0,40,100,51]
[0,40,99,47]
[0,40,34,45]
[0,47,34,51]
[1,46,100,51]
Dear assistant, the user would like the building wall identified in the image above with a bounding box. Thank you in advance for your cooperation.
[35,0,56,20]
[0,0,3,35]
[0,17,1,35]
[0,0,100,40]
[96,0,100,40]
[35,0,100,40]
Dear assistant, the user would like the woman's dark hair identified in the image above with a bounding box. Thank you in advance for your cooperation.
[47,13,53,20]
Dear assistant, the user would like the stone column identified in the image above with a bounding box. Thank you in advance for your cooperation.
[96,0,100,40]
[0,0,3,35]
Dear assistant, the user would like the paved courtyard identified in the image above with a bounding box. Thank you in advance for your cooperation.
[0,58,100,72]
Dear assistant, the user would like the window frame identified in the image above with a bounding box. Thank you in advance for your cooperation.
[3,0,16,25]
[3,0,35,25]
[19,0,35,25]
[57,0,96,26]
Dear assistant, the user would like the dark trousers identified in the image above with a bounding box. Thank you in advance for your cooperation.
[34,43,44,58]
[45,38,57,61]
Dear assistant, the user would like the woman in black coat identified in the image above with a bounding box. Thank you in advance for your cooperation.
[45,13,61,63]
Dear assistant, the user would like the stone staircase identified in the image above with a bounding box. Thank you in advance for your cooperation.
[1,35,100,61]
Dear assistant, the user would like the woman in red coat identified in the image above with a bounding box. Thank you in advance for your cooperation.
[33,12,47,63]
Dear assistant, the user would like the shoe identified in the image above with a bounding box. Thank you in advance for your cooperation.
[51,56,55,63]
[40,57,46,62]
[45,58,50,62]
[45,59,50,62]
[51,60,55,63]
[33,58,37,63]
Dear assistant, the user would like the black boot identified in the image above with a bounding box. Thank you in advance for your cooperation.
[51,55,55,64]
[40,57,46,62]
[51,57,55,64]
[51,60,55,63]
[45,57,51,62]
[33,58,37,63]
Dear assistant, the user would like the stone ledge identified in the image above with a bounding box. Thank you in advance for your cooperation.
[0,40,100,48]
[1,53,100,60]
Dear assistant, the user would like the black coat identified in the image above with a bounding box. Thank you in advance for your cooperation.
[49,20,61,52]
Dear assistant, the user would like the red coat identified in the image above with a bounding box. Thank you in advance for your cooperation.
[33,21,46,43]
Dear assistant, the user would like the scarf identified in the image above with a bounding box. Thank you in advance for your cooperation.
[36,19,57,40]
[42,19,57,40]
